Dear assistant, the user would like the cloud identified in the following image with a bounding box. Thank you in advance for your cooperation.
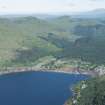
[89,0,105,1]
[1,6,6,9]
[0,0,105,14]
[68,3,76,7]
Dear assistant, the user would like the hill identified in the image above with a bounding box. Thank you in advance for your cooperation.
[66,75,105,105]
[0,16,105,71]
[72,8,105,19]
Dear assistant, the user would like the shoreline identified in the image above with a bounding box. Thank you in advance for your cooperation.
[0,67,98,76]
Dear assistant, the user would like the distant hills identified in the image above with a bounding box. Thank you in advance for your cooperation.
[0,8,105,20]
[71,8,105,19]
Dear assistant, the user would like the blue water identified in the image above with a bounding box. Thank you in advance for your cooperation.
[0,71,89,105]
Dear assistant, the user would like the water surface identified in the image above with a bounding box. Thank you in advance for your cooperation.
[0,71,89,105]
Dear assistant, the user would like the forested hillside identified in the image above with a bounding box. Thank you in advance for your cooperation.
[66,76,105,105]
[0,16,105,70]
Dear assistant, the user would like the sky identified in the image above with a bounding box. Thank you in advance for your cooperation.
[0,0,105,14]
